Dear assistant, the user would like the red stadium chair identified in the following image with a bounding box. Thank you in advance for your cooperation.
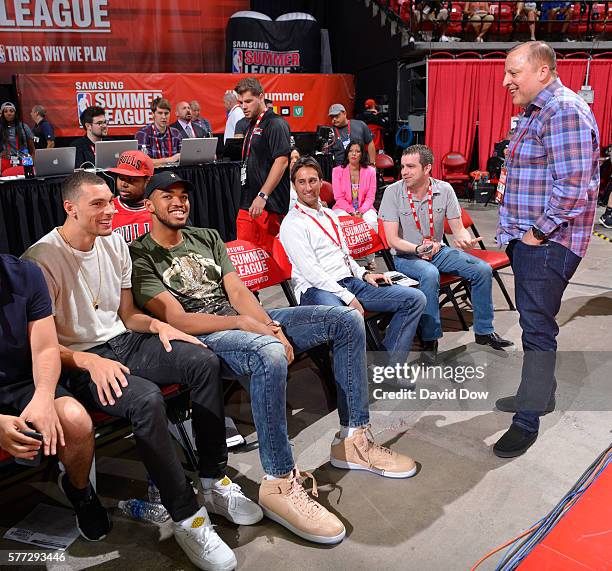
[441,151,470,197]
[444,208,515,310]
[1,166,25,177]
[319,180,335,208]
[375,153,396,185]
[377,219,469,331]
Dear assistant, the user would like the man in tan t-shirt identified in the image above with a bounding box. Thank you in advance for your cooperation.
[23,171,259,571]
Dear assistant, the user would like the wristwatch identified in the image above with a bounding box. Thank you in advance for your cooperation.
[531,226,547,242]
[266,319,281,328]
[257,191,268,201]
[362,271,371,282]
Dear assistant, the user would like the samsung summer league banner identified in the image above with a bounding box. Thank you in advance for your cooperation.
[0,0,248,81]
[16,73,355,136]
[226,13,321,74]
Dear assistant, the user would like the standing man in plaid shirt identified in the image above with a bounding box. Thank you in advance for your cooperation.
[495,42,600,458]
[135,97,181,168]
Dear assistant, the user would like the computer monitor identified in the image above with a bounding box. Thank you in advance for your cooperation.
[95,140,139,170]
[34,147,76,177]
[179,138,217,166]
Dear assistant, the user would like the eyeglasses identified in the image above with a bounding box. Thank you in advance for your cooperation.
[93,120,107,126]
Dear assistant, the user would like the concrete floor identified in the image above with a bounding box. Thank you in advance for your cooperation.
[1,203,611,571]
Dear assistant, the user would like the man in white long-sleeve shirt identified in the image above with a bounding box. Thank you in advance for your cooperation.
[279,156,426,364]
[223,90,245,143]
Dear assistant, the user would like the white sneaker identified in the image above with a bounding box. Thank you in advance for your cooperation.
[173,507,236,571]
[225,417,245,449]
[203,476,263,525]
[440,35,451,41]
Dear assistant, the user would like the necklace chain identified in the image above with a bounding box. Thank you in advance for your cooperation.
[58,227,102,310]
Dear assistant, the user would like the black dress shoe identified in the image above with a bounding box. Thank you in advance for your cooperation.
[495,395,555,415]
[421,340,438,365]
[475,332,514,350]
[493,424,538,458]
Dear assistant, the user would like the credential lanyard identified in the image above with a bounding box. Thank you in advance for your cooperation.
[405,180,434,239]
[242,111,266,162]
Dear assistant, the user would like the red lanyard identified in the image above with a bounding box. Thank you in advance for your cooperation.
[242,111,266,162]
[151,124,172,158]
[295,205,345,250]
[508,110,539,164]
[405,180,434,239]
[335,121,350,143]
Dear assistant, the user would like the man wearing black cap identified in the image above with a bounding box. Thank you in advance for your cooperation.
[328,103,375,166]
[23,170,251,571]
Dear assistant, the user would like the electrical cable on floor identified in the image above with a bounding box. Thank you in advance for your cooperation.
[470,443,612,571]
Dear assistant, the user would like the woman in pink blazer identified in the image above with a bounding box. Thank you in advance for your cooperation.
[332,141,378,231]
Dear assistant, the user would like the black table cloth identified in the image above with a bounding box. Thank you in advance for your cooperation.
[0,163,241,256]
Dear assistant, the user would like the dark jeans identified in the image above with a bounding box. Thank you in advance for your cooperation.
[507,240,581,433]
[63,331,225,522]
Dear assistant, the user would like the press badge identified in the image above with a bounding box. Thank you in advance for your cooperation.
[342,139,350,149]
[240,163,247,186]
[495,166,507,204]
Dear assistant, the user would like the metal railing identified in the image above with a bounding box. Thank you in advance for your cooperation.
[375,1,610,42]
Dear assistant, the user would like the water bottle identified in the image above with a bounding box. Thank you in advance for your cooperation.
[147,478,162,504]
[117,499,170,524]
[10,154,19,167]
[141,144,148,156]
[22,153,35,178]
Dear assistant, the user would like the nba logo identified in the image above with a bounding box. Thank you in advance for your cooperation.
[232,49,243,73]
[76,93,93,122]
[0,46,5,64]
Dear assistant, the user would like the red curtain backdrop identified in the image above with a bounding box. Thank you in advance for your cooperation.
[426,59,612,178]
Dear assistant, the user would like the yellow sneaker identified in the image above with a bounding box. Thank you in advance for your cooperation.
[330,425,417,478]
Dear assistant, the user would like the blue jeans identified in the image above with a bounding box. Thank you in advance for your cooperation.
[507,240,581,433]
[393,245,494,341]
[198,305,369,476]
[300,277,426,364]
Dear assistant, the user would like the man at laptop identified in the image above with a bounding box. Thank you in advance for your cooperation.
[170,102,207,141]
[70,106,108,168]
[135,97,181,168]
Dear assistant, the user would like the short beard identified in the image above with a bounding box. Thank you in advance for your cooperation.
[157,212,187,230]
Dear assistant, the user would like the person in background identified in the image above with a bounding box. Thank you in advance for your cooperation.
[70,106,107,168]
[189,100,213,138]
[328,103,375,166]
[30,105,55,150]
[0,102,35,169]
[235,77,291,253]
[135,97,181,167]
[464,2,494,42]
[170,102,207,141]
[223,90,245,143]
[332,140,379,270]
[289,146,301,210]
[515,2,538,41]
[107,150,154,244]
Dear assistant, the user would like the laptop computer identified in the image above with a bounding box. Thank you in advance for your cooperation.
[223,137,244,161]
[34,147,76,177]
[179,137,217,166]
[95,140,138,170]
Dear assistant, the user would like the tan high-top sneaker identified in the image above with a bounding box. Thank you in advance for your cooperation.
[259,468,345,545]
[330,425,417,478]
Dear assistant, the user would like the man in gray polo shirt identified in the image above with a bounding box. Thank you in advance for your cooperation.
[379,145,512,358]
[328,103,375,166]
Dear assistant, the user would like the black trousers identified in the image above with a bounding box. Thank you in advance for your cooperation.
[64,331,226,522]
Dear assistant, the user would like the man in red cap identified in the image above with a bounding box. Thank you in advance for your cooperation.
[107,150,154,243]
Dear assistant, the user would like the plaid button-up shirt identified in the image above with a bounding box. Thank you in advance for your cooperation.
[135,124,182,159]
[497,79,600,257]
